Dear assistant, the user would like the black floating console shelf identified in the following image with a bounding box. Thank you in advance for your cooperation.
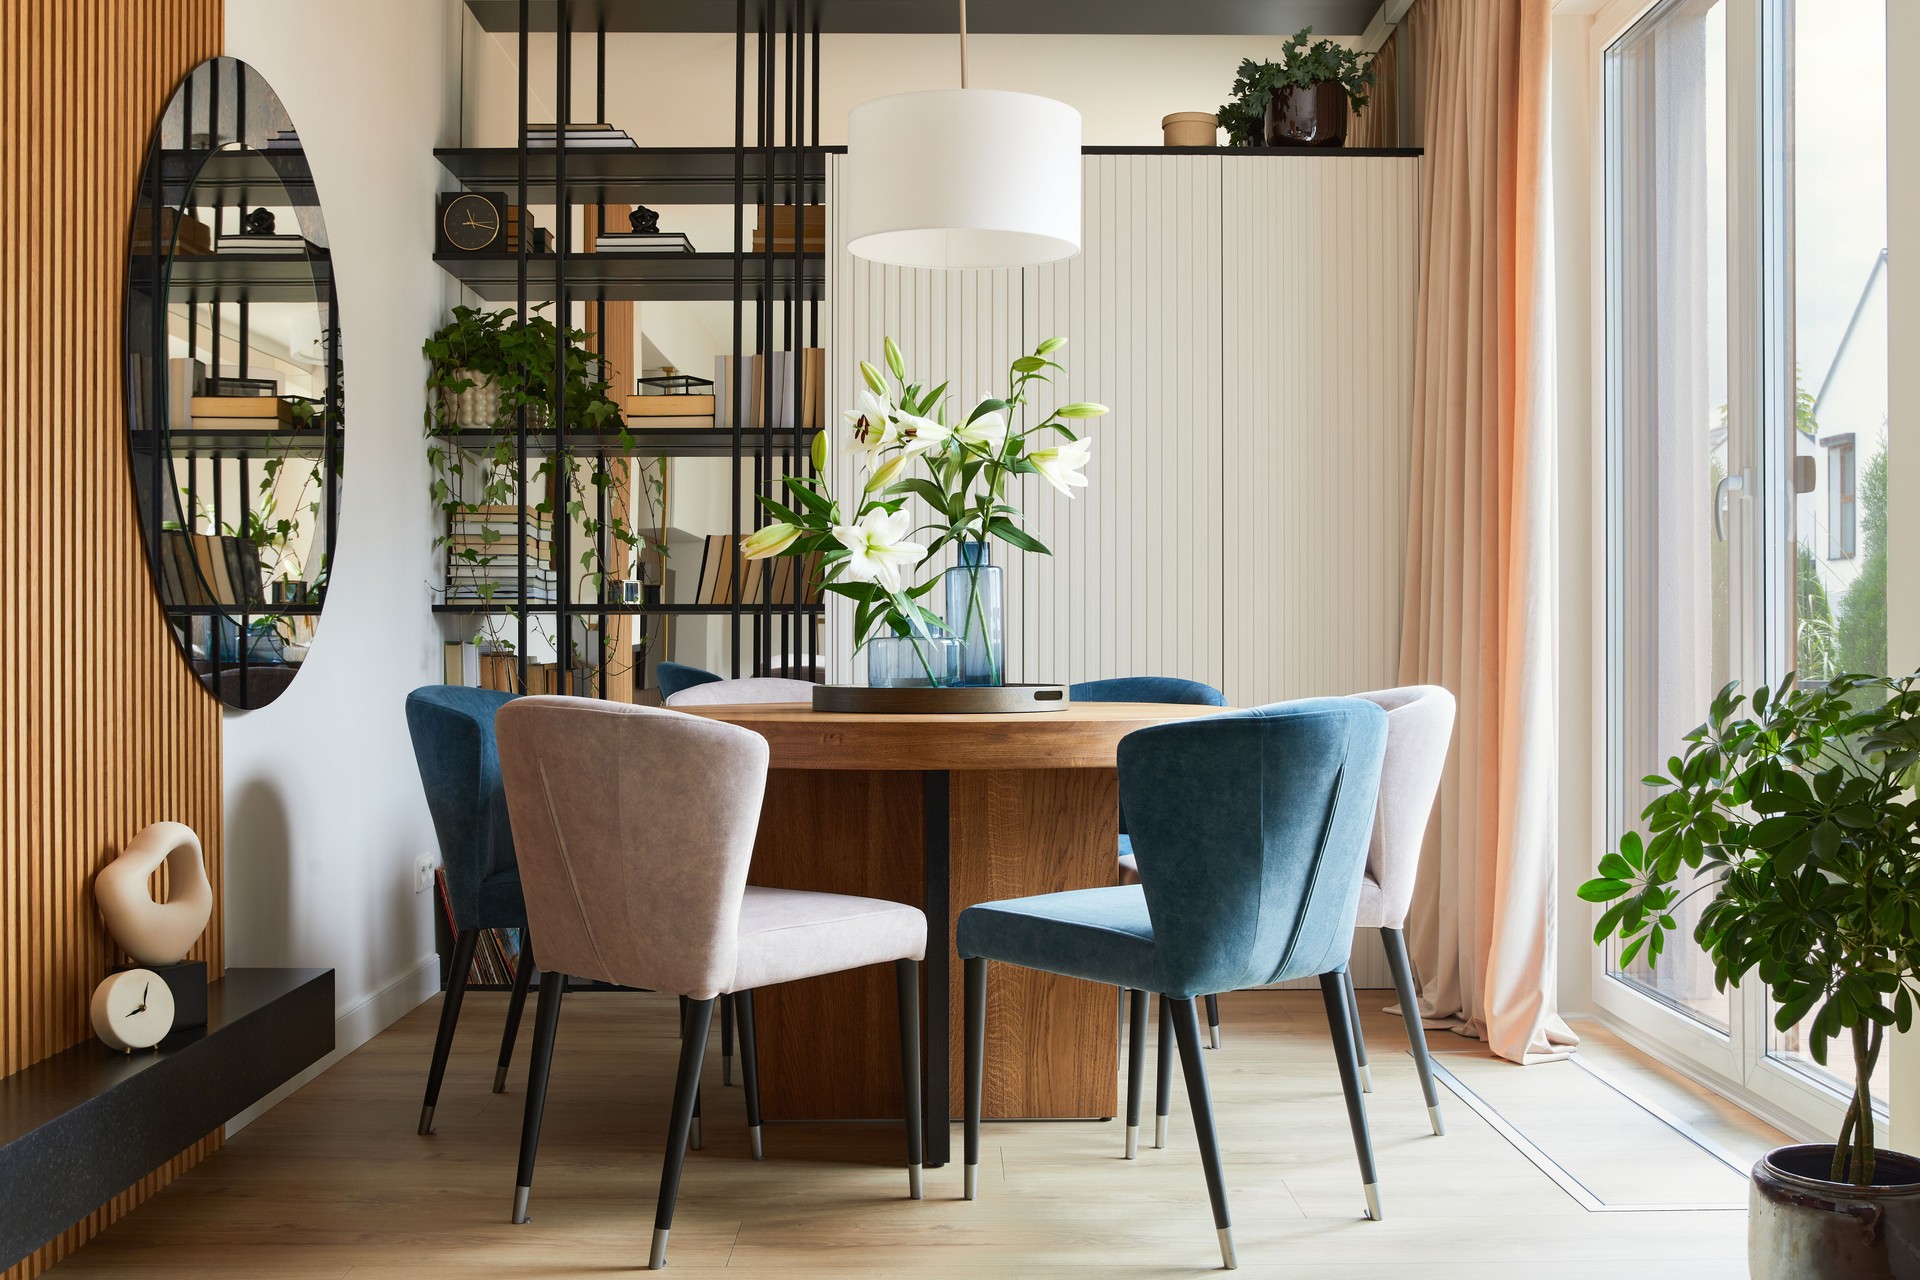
[0,968,334,1270]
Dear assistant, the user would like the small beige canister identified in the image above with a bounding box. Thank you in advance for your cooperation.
[1162,112,1218,147]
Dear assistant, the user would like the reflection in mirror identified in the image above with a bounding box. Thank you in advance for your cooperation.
[125,56,341,710]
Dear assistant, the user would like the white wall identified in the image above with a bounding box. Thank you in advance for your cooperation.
[222,0,463,1121]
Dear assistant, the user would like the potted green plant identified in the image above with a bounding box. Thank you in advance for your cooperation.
[1218,28,1374,148]
[1581,673,1920,1277]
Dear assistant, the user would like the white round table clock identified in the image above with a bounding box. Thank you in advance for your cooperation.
[90,968,176,1051]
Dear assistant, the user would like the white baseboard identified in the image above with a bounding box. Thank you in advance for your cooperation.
[225,953,441,1135]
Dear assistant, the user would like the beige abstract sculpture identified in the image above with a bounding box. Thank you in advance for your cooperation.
[96,821,212,966]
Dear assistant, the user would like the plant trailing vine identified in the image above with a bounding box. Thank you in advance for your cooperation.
[423,304,662,680]
[1218,27,1376,147]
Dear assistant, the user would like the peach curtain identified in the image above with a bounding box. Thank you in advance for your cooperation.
[1397,0,1576,1064]
[1348,29,1400,148]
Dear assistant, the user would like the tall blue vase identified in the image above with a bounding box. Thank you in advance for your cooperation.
[944,542,1004,687]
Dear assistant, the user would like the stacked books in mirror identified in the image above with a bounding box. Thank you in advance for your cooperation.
[217,231,313,255]
[714,347,825,429]
[526,122,637,150]
[161,529,266,609]
[265,128,301,151]
[445,507,555,603]
[694,534,820,606]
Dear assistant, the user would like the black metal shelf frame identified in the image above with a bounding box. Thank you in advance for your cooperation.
[465,0,822,696]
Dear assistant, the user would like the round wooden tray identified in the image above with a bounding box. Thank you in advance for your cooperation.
[810,683,1071,714]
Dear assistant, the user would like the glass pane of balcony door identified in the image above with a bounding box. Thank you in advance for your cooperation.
[1604,0,1733,1035]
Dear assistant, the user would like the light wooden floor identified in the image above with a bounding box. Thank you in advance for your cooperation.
[49,989,1773,1278]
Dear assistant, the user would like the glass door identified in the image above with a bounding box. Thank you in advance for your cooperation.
[1598,0,1890,1133]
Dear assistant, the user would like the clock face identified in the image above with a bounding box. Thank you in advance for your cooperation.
[91,968,176,1051]
[443,194,502,252]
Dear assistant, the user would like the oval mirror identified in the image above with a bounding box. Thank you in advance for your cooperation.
[125,57,341,710]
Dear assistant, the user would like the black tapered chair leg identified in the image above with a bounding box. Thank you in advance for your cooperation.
[962,956,986,1200]
[1381,927,1445,1135]
[895,959,925,1199]
[1124,989,1149,1158]
[1343,971,1372,1093]
[1204,993,1222,1049]
[720,991,735,1086]
[511,970,567,1223]
[1168,993,1236,1270]
[1320,970,1383,1221]
[420,929,478,1134]
[494,929,534,1094]
[734,989,763,1160]
[1154,993,1174,1148]
[677,995,705,1152]
[651,996,714,1270]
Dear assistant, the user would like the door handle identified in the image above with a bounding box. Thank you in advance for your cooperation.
[1713,470,1747,542]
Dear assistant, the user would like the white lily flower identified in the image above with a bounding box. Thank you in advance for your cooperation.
[831,508,926,593]
[954,409,1008,455]
[740,522,801,559]
[1029,437,1093,497]
[896,410,951,456]
[843,389,897,454]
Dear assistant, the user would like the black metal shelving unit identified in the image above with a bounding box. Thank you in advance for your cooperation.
[436,0,826,703]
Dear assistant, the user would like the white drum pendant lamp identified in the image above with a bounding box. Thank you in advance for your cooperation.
[845,1,1081,269]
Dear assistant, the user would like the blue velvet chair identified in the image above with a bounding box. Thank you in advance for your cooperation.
[405,686,531,1134]
[657,661,723,700]
[1071,678,1231,1052]
[958,698,1391,1268]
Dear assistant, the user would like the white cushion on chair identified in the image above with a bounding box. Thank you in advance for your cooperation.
[731,886,928,991]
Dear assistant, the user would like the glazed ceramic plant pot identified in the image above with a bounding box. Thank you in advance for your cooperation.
[1264,82,1349,147]
[1750,1144,1920,1279]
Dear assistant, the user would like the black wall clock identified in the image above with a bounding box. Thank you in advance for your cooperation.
[438,191,507,254]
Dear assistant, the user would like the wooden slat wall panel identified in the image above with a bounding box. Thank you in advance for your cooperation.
[2,3,224,1277]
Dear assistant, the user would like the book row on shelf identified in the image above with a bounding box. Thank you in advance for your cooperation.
[713,347,826,429]
[435,866,522,987]
[693,536,821,606]
[162,529,268,608]
[442,641,611,697]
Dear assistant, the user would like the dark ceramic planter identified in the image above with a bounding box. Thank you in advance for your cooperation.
[1264,82,1349,148]
[1750,1144,1920,1278]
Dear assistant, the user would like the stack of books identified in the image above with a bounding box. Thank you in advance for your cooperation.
[525,122,637,150]
[265,128,302,151]
[714,348,826,429]
[593,229,694,255]
[188,395,305,431]
[216,232,315,256]
[162,529,266,608]
[445,507,555,603]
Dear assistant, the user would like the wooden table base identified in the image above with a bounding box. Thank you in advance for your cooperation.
[746,767,1123,1165]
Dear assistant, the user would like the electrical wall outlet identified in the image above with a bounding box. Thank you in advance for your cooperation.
[415,854,437,894]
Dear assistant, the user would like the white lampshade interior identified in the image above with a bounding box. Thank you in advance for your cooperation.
[845,88,1082,270]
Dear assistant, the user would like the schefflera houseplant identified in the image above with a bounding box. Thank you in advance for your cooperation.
[741,336,1107,687]
[1581,673,1920,1278]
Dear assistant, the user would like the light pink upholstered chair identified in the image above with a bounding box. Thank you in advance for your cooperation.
[664,676,816,707]
[1346,684,1455,1136]
[496,697,929,1270]
[662,674,818,1084]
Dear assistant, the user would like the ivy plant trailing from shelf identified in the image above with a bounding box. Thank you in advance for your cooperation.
[423,303,662,673]
[1217,27,1375,147]
[741,335,1107,685]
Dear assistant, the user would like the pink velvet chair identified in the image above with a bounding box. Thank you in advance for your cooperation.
[495,697,929,1270]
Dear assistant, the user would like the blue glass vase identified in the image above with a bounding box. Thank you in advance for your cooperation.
[944,542,1004,686]
[866,633,960,688]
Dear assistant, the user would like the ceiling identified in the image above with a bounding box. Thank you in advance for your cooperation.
[465,0,1384,35]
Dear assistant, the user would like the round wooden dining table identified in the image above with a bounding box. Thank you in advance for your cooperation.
[680,700,1226,1167]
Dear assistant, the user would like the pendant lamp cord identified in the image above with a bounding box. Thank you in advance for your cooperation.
[958,0,969,87]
